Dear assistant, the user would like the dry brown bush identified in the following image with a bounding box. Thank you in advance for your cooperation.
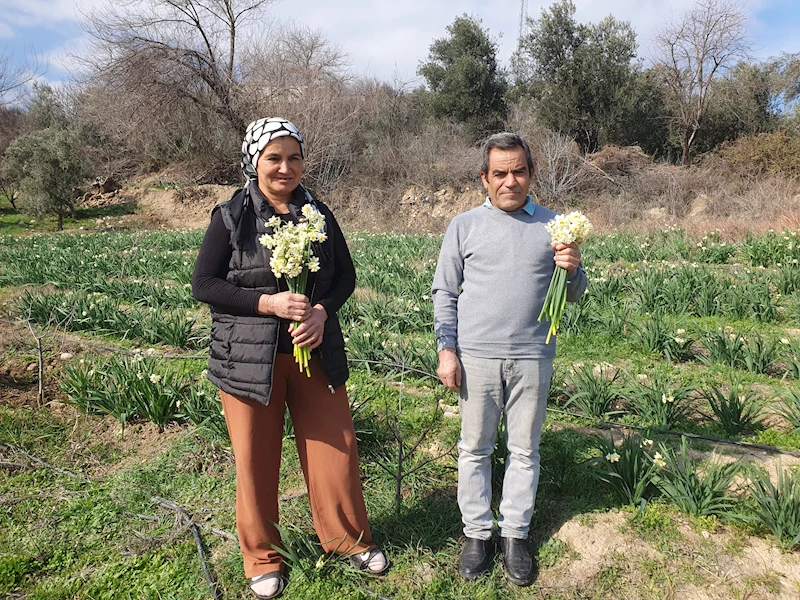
[587,145,651,178]
[579,156,800,232]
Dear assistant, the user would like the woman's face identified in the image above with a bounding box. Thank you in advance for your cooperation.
[256,136,303,200]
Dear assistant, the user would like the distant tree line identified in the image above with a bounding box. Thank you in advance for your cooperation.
[0,0,798,227]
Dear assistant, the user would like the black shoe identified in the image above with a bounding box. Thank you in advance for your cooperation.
[500,537,534,586]
[458,537,494,580]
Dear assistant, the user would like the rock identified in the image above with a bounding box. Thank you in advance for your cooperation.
[439,401,460,418]
[688,194,711,217]
[59,352,74,360]
[26,362,37,371]
[100,177,121,194]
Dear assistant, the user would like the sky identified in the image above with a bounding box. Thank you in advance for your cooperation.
[0,0,798,90]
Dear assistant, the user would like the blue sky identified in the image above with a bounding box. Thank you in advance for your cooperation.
[1,0,798,89]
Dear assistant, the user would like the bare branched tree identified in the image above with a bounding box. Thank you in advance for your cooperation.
[239,26,359,194]
[654,0,750,166]
[240,24,350,94]
[0,48,40,107]
[80,0,276,137]
[532,130,586,206]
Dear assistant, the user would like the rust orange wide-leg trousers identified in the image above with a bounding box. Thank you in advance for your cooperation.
[220,354,375,579]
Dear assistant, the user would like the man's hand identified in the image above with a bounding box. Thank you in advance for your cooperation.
[552,242,581,274]
[291,304,327,350]
[258,292,311,321]
[437,348,462,393]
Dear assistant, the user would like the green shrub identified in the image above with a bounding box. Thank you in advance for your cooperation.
[701,378,765,437]
[739,463,800,550]
[651,437,740,517]
[712,132,800,178]
[564,364,623,420]
[623,370,694,431]
[584,432,660,506]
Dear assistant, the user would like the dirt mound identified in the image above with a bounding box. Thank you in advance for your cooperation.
[396,185,485,232]
[121,184,236,229]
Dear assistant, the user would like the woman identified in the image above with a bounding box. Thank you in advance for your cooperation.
[192,117,387,599]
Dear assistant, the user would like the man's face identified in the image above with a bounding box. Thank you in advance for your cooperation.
[480,147,532,212]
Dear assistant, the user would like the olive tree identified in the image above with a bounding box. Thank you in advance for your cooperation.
[2,128,85,230]
[418,14,507,138]
[512,0,639,152]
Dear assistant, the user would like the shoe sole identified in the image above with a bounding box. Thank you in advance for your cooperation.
[459,568,490,580]
[506,574,533,587]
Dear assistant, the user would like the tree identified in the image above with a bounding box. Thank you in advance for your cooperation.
[83,0,272,157]
[0,106,25,208]
[654,0,750,165]
[2,128,85,230]
[26,83,69,130]
[0,48,40,107]
[512,0,639,152]
[418,14,507,137]
[768,53,800,135]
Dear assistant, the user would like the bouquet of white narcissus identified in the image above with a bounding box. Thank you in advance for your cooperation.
[538,211,593,343]
[259,204,327,376]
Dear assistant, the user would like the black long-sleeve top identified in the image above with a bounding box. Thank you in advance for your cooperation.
[192,189,356,353]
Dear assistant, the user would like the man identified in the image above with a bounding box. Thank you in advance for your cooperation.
[432,132,586,586]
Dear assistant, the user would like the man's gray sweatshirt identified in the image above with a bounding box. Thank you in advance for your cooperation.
[432,199,587,360]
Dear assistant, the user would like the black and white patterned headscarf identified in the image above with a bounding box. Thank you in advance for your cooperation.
[241,117,305,181]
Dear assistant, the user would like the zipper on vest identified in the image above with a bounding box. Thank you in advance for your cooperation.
[328,385,335,394]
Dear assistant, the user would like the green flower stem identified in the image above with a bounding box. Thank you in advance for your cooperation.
[538,266,568,344]
[286,241,313,377]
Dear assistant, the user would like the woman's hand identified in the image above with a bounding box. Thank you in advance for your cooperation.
[258,292,311,321]
[291,304,327,350]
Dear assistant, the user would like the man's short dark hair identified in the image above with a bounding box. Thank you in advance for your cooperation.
[480,133,534,176]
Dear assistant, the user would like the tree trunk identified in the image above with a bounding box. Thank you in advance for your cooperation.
[681,128,691,167]
[57,213,63,231]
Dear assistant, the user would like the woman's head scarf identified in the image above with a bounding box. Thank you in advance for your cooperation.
[241,117,305,181]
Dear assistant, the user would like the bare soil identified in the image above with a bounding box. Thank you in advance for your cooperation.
[118,184,234,229]
[550,511,800,598]
[116,179,800,238]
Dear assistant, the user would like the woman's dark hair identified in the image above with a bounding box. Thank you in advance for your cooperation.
[480,133,534,175]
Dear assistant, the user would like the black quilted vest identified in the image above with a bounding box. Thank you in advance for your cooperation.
[206,185,349,405]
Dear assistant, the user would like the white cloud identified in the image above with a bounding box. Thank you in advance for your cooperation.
[0,21,14,38]
[3,0,795,86]
[42,34,95,80]
[0,0,104,26]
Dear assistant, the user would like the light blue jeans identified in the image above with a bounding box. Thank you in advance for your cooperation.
[457,352,552,540]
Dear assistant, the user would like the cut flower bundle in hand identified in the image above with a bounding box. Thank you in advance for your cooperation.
[259,204,327,376]
[538,211,593,343]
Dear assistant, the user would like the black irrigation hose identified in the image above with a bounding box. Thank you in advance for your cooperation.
[152,496,221,600]
[546,407,800,458]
